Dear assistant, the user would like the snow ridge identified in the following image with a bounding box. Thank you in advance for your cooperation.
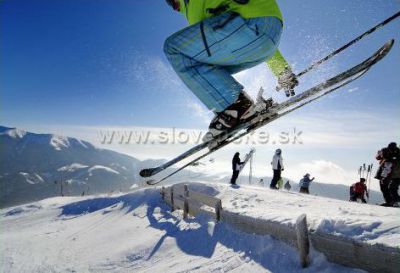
[1,128,26,139]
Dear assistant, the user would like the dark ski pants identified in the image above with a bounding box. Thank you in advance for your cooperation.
[380,178,392,204]
[164,12,282,112]
[270,169,281,189]
[230,170,240,185]
[350,193,367,203]
[299,187,309,194]
[389,178,400,203]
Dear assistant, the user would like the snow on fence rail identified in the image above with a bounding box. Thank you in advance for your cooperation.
[310,231,400,273]
[160,184,309,267]
[161,184,222,221]
[160,184,400,273]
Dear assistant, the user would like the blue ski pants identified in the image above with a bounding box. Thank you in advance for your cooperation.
[164,12,283,112]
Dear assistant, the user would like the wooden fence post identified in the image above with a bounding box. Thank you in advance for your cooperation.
[296,214,310,268]
[170,186,175,212]
[183,184,189,219]
[215,200,222,221]
[161,186,165,200]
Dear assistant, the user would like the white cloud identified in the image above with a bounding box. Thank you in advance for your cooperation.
[186,102,214,125]
[348,87,359,93]
[284,159,380,191]
[287,160,355,185]
[268,110,399,148]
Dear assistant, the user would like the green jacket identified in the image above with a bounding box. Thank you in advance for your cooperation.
[177,0,290,76]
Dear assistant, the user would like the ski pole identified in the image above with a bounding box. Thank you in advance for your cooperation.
[298,11,399,78]
[363,163,367,178]
[366,164,370,201]
[276,11,400,91]
[368,163,373,199]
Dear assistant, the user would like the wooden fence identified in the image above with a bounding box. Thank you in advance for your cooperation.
[161,184,222,221]
[160,184,400,273]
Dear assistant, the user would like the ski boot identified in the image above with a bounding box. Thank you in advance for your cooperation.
[203,92,256,146]
[255,87,277,112]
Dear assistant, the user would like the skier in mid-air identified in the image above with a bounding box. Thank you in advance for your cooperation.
[164,0,298,139]
[141,6,395,182]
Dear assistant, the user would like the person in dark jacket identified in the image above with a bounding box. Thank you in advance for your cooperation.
[230,152,244,185]
[376,142,400,206]
[299,173,314,194]
[350,178,369,203]
[284,180,291,191]
[270,148,284,189]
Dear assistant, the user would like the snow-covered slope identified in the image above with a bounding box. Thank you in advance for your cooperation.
[0,126,143,208]
[0,126,218,208]
[4,182,396,273]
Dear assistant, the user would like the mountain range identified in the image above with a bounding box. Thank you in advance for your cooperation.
[0,126,146,208]
[0,125,383,208]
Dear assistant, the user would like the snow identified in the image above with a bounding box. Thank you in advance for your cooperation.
[88,165,120,175]
[1,182,398,272]
[77,139,89,148]
[18,172,45,184]
[50,135,70,150]
[1,128,26,139]
[212,183,399,247]
[58,163,89,172]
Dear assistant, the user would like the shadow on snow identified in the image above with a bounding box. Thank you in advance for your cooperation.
[57,188,353,273]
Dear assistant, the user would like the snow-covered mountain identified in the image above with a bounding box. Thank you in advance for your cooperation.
[1,125,384,208]
[0,126,146,208]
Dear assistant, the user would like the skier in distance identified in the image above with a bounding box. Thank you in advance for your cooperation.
[270,148,284,189]
[231,152,244,185]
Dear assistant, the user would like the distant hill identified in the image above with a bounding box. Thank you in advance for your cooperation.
[0,125,384,208]
[0,126,145,208]
[0,126,221,208]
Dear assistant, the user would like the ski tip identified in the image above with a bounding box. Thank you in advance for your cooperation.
[146,179,157,185]
[139,168,155,178]
[385,38,395,49]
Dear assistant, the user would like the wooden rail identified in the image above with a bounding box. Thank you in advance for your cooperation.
[161,184,222,221]
[309,231,400,273]
[159,184,400,272]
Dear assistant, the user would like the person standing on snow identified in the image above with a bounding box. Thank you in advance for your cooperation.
[350,178,369,203]
[375,142,400,207]
[284,180,291,191]
[270,148,284,189]
[164,0,298,140]
[299,173,314,194]
[230,152,244,185]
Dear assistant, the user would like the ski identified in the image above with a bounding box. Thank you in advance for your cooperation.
[276,11,400,91]
[142,39,394,185]
[238,148,256,176]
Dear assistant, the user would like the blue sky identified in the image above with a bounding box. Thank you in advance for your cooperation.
[1,0,400,188]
